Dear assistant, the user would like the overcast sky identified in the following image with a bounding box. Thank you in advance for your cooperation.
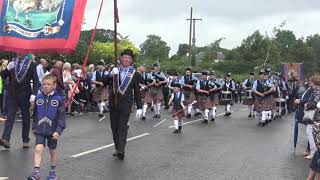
[83,0,320,56]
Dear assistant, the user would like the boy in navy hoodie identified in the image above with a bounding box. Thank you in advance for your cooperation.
[28,74,66,180]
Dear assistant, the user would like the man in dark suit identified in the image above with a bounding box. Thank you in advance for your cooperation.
[108,49,142,160]
[0,54,40,149]
[295,79,314,124]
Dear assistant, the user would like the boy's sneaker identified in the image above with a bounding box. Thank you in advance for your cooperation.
[47,170,57,180]
[27,170,40,180]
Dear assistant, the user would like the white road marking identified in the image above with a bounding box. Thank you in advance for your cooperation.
[71,133,150,158]
[168,112,225,128]
[153,119,167,127]
[98,116,106,122]
[0,177,8,180]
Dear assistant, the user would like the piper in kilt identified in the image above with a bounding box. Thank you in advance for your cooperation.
[138,65,154,120]
[253,71,276,126]
[196,71,212,124]
[179,68,197,118]
[150,63,167,118]
[242,72,255,118]
[169,83,186,133]
[264,70,276,123]
[91,60,109,117]
[221,73,236,117]
[208,72,221,122]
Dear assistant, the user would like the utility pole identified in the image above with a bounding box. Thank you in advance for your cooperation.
[187,8,202,67]
[187,7,193,66]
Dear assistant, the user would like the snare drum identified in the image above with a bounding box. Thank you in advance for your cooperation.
[222,91,232,101]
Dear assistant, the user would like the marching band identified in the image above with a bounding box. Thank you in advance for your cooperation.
[135,65,290,129]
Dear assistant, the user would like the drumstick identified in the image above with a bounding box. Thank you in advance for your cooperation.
[172,101,197,117]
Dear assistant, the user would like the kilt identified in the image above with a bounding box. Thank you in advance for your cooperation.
[150,87,163,103]
[92,86,108,102]
[210,93,219,106]
[197,95,211,110]
[254,95,273,112]
[141,90,152,104]
[183,90,196,104]
[243,97,255,106]
[172,107,184,119]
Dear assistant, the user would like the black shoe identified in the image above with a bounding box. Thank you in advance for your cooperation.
[210,118,215,122]
[178,126,182,133]
[173,129,179,133]
[253,114,256,118]
[98,113,104,118]
[224,113,228,117]
[113,151,118,157]
[118,152,125,160]
[228,112,232,116]
[195,112,201,117]
[248,114,252,118]
[164,106,170,109]
[201,119,208,124]
[141,116,146,120]
[261,122,267,127]
[187,114,191,118]
[0,139,10,149]
[151,107,154,111]
[153,114,161,118]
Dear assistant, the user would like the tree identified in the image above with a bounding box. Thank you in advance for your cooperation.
[140,35,170,60]
[176,44,189,57]
[237,31,279,65]
[274,30,297,62]
[80,29,115,43]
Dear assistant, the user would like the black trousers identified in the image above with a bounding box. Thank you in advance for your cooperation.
[2,92,31,143]
[110,99,131,153]
[162,87,170,107]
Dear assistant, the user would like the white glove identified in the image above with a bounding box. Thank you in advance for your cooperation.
[317,102,320,109]
[136,109,142,119]
[29,95,36,104]
[7,61,14,70]
[285,96,289,100]
[112,67,119,75]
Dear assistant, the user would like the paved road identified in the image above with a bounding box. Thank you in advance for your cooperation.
[0,104,311,180]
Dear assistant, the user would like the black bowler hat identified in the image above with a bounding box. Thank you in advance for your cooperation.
[153,63,159,67]
[226,73,231,77]
[250,72,255,75]
[121,49,134,58]
[259,71,264,75]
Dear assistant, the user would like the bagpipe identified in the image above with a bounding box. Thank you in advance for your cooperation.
[182,76,197,91]
[152,72,166,87]
[140,73,155,91]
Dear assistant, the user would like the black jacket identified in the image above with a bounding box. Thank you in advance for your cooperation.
[2,61,40,96]
[108,70,142,110]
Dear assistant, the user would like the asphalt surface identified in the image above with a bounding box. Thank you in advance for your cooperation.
[0,104,311,180]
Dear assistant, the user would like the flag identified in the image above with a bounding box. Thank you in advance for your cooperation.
[0,0,87,54]
[282,63,303,81]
